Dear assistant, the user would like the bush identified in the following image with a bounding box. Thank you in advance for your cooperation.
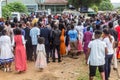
[2,6,11,19]
[91,5,98,13]
[99,1,113,11]
[2,2,28,19]
[6,2,27,13]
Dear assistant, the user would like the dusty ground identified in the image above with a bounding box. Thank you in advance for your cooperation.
[0,54,119,80]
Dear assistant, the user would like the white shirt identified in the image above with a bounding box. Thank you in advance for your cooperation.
[88,39,107,66]
[103,36,114,55]
[36,44,46,56]
[75,25,84,33]
[75,25,84,41]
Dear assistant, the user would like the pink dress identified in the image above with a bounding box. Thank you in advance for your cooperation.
[14,35,27,71]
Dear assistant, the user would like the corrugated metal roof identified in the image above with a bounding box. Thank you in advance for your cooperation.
[7,0,37,5]
[44,0,68,5]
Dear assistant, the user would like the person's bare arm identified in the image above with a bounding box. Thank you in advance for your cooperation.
[105,47,108,55]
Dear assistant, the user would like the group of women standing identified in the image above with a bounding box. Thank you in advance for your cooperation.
[0,26,26,73]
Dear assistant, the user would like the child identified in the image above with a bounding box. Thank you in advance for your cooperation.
[35,37,47,71]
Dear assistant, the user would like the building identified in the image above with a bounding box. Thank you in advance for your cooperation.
[2,0,68,14]
[39,0,68,14]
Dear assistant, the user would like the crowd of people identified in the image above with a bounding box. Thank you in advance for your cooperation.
[0,12,119,80]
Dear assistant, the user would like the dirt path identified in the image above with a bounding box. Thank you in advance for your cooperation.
[0,54,119,80]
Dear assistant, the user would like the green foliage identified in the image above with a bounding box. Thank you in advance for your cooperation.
[68,0,79,9]
[68,0,102,9]
[95,69,101,80]
[99,1,114,11]
[2,6,11,19]
[77,69,101,80]
[103,0,110,2]
[6,2,27,13]
[91,5,98,12]
[2,2,28,19]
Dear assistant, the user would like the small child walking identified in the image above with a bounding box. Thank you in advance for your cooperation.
[35,37,47,71]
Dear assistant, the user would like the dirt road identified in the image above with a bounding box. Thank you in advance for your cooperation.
[0,54,119,80]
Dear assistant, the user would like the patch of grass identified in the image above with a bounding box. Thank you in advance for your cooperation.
[77,75,89,80]
[77,68,101,80]
[95,69,101,80]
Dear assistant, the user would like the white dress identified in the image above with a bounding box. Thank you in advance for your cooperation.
[35,44,47,68]
[0,35,14,63]
[75,25,84,42]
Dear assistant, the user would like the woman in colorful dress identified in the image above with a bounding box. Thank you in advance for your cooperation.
[13,28,27,73]
[0,29,14,72]
[83,27,92,63]
[115,19,120,59]
[60,28,66,56]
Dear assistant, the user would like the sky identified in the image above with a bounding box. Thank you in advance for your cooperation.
[111,0,120,3]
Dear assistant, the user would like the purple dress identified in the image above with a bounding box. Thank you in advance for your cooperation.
[83,31,92,54]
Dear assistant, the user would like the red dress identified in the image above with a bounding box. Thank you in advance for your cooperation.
[14,35,27,71]
[115,26,120,59]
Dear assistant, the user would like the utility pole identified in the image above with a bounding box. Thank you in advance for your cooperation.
[0,0,3,18]
[6,0,7,5]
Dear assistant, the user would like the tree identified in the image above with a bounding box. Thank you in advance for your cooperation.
[2,2,28,19]
[91,5,98,12]
[99,1,113,11]
[2,6,11,19]
[104,0,110,2]
[6,2,27,13]
[68,0,102,9]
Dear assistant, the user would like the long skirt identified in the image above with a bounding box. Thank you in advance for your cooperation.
[116,41,120,59]
[77,40,83,52]
[113,48,118,69]
[35,51,47,69]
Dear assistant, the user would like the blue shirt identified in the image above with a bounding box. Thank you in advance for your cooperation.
[21,29,25,37]
[83,27,87,33]
[68,29,78,42]
[30,27,40,45]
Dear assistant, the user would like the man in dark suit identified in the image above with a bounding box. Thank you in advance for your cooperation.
[52,25,61,62]
[24,22,33,61]
[40,25,51,63]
